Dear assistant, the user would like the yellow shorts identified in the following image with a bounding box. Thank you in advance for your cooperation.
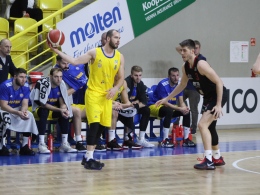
[149,104,164,119]
[85,89,112,127]
[28,106,58,121]
[149,104,177,119]
[71,104,85,111]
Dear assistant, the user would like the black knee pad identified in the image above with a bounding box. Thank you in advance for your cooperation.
[95,125,105,145]
[209,121,218,146]
[87,123,99,145]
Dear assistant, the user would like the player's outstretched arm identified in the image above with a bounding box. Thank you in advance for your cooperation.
[48,42,95,66]
[197,61,223,118]
[155,64,188,107]
[252,52,260,74]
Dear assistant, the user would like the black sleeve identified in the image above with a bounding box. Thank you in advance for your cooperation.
[138,82,148,105]
[10,0,28,18]
[8,57,17,77]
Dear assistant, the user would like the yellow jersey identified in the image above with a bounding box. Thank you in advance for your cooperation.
[113,85,123,101]
[87,47,120,95]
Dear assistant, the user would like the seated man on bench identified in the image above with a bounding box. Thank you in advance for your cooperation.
[0,68,38,155]
[30,67,77,154]
[148,67,196,147]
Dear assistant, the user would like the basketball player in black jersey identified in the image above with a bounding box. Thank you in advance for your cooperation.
[156,39,227,170]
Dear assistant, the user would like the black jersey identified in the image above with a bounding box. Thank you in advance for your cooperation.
[184,56,226,99]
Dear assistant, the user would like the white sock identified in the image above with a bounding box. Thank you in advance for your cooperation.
[108,130,115,142]
[213,150,221,159]
[139,131,146,140]
[163,128,169,140]
[75,135,82,142]
[205,150,212,161]
[124,133,129,141]
[22,137,29,147]
[0,137,5,149]
[85,151,94,161]
[39,135,45,144]
[62,134,68,144]
[183,126,190,140]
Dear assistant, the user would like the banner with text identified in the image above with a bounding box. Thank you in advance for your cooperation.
[126,0,196,37]
[57,0,134,57]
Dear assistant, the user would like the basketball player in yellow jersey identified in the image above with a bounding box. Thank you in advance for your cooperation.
[48,29,125,170]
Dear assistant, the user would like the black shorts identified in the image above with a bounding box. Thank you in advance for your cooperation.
[201,90,228,114]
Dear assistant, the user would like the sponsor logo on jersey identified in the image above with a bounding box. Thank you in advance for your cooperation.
[76,67,79,70]
[57,92,60,95]
[8,100,21,104]
[20,94,23,97]
[194,67,197,71]
[114,60,118,65]
[75,72,84,80]
[48,98,58,102]
[187,74,193,79]
[98,63,102,68]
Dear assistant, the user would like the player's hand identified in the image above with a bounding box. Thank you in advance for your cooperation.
[155,98,167,108]
[18,111,29,120]
[211,105,223,119]
[61,109,70,119]
[106,87,118,100]
[47,41,58,51]
[179,107,190,115]
[112,102,122,111]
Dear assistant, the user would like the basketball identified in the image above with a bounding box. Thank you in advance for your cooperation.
[47,29,65,48]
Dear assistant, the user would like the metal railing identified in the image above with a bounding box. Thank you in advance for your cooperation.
[9,0,84,73]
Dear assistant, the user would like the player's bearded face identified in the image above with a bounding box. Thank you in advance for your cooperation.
[108,32,120,49]
[109,39,118,49]
[169,71,179,85]
[51,71,62,86]
[15,73,26,87]
[58,59,69,71]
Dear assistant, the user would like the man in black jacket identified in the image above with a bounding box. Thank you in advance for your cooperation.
[0,39,17,84]
[119,66,154,148]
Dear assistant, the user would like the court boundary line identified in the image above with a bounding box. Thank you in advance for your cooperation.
[232,156,260,174]
[1,149,260,167]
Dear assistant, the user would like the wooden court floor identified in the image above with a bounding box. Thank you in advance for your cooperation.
[0,129,260,195]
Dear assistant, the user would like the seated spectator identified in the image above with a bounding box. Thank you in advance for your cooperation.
[10,0,43,34]
[106,73,142,150]
[148,67,196,147]
[0,68,38,156]
[118,66,154,148]
[30,67,76,154]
